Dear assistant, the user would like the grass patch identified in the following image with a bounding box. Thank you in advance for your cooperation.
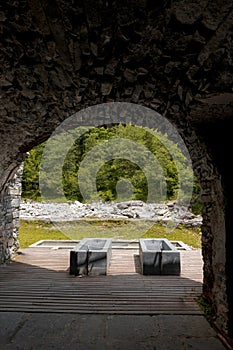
[144,223,201,248]
[19,219,202,249]
[18,220,68,248]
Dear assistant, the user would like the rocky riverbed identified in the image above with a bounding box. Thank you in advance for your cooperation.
[20,200,202,228]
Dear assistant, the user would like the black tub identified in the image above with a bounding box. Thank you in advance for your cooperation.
[139,238,180,275]
[70,238,112,276]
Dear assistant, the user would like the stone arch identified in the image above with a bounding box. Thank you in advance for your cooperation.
[0,0,233,343]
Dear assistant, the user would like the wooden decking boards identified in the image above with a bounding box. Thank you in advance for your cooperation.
[0,247,203,315]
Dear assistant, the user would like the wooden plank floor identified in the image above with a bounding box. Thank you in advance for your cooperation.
[0,247,203,315]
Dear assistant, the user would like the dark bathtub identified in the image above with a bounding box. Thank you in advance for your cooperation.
[70,238,112,276]
[139,238,180,275]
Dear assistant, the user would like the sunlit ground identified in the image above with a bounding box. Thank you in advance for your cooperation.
[19,219,202,249]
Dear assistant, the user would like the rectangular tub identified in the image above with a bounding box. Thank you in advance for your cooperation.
[70,238,112,276]
[139,238,180,275]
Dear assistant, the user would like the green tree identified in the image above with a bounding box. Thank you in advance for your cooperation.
[21,143,44,200]
[22,124,201,212]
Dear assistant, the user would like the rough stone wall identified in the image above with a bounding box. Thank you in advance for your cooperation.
[0,0,233,192]
[201,175,228,332]
[0,165,23,263]
[175,121,229,333]
[196,120,233,338]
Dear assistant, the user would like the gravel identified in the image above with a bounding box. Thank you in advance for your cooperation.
[20,200,202,228]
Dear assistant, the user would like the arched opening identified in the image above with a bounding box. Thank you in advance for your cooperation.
[0,103,231,346]
[19,104,202,245]
[2,102,227,333]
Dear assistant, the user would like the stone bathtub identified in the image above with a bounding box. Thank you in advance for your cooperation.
[70,238,112,276]
[139,238,180,275]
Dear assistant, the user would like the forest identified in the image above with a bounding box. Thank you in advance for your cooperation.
[22,124,201,212]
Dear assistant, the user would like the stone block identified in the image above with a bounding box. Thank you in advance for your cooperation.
[70,238,112,276]
[139,238,180,275]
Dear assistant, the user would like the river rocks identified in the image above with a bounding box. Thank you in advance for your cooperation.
[20,200,202,228]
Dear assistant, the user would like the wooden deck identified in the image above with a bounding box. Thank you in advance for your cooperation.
[0,247,203,315]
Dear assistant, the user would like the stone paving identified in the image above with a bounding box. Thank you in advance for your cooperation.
[0,313,228,350]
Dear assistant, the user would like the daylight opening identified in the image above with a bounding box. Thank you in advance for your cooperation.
[20,122,202,250]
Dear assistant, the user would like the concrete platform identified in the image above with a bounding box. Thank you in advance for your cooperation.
[0,312,229,350]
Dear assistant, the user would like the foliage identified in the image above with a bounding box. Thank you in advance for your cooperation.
[22,143,45,200]
[196,294,216,319]
[22,124,201,211]
[190,181,203,215]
